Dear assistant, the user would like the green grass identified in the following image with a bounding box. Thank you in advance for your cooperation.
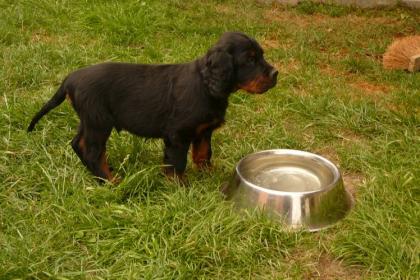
[1,0,419,279]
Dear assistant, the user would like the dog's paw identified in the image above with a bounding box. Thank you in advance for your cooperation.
[195,160,213,171]
[163,167,187,186]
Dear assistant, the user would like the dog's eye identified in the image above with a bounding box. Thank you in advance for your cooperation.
[247,56,256,64]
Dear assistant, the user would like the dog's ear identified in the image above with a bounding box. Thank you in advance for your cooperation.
[201,48,234,99]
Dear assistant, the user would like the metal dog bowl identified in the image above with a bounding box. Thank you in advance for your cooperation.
[222,149,353,231]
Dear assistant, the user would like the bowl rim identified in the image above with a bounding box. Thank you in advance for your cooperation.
[235,149,342,195]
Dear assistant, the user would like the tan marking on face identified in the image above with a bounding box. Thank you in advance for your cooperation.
[238,75,272,93]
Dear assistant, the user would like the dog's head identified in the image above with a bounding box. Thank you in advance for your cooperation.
[202,32,278,98]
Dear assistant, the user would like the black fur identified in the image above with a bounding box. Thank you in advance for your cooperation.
[28,32,278,182]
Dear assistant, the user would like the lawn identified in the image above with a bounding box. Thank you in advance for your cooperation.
[0,0,419,279]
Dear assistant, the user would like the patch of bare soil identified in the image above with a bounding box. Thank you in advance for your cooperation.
[264,9,330,28]
[214,3,253,18]
[319,64,341,77]
[335,129,368,144]
[259,31,295,50]
[313,61,394,104]
[313,145,365,197]
[261,38,282,50]
[311,254,363,280]
[342,172,365,198]
[351,81,390,94]
[286,250,365,280]
[275,59,301,73]
[317,64,395,105]
[30,31,55,43]
[214,3,233,14]
[264,7,405,29]
[314,146,339,164]
[348,79,401,111]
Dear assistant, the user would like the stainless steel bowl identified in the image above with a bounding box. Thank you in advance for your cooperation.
[222,149,353,231]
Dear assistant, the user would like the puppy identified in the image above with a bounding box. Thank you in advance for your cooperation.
[28,32,278,182]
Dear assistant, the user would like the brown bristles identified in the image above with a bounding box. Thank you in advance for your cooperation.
[383,35,420,72]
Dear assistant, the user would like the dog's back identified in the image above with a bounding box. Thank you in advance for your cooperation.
[30,61,202,137]
[67,62,204,137]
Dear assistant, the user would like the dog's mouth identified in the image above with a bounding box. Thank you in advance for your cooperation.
[238,75,277,94]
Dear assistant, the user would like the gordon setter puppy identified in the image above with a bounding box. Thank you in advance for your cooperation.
[28,32,278,182]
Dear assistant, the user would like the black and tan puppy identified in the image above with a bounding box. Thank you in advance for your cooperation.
[28,32,278,182]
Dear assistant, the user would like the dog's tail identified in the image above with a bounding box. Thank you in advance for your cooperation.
[27,82,67,132]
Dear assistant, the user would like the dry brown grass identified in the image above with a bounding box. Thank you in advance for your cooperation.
[285,249,365,280]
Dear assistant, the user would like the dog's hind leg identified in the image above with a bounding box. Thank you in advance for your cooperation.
[81,126,114,182]
[71,123,88,167]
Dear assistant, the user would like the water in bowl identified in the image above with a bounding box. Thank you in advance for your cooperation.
[251,166,322,192]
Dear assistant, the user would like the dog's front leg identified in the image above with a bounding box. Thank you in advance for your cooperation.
[163,137,190,180]
[192,129,213,170]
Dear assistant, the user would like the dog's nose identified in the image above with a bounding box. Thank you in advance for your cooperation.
[269,68,278,80]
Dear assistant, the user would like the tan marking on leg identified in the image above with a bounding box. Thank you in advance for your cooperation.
[99,151,116,183]
[79,137,86,155]
[192,138,211,169]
